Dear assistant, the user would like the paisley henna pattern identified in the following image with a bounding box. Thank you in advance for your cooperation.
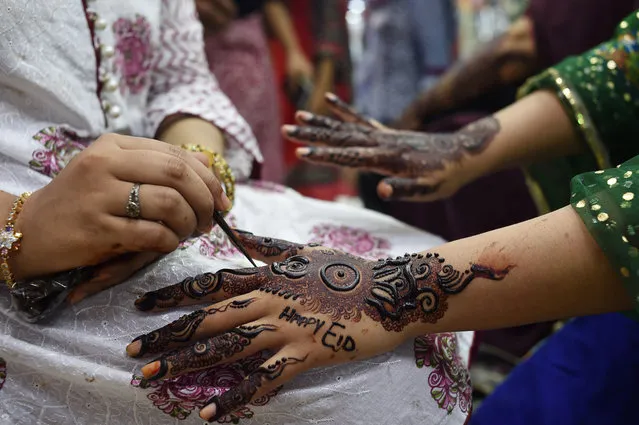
[205,356,308,422]
[148,324,277,380]
[131,299,257,357]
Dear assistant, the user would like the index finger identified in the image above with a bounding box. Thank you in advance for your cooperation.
[324,93,385,129]
[112,136,230,213]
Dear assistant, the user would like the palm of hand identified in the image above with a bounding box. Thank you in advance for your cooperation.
[126,231,509,422]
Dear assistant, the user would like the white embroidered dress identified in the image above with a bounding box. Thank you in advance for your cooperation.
[0,1,473,424]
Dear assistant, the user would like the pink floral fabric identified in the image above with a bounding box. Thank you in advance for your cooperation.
[179,214,239,259]
[30,127,92,178]
[414,334,472,415]
[0,357,5,391]
[113,15,152,95]
[131,352,278,422]
[309,224,392,259]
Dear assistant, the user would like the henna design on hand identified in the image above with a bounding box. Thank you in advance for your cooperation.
[134,268,260,311]
[256,249,511,331]
[291,115,500,197]
[146,324,277,381]
[204,355,308,422]
[234,230,305,258]
[131,299,256,357]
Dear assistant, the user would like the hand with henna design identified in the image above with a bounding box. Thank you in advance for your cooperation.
[126,231,511,422]
[283,94,501,201]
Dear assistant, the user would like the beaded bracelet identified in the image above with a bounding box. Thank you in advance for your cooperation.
[0,192,31,289]
[181,144,236,209]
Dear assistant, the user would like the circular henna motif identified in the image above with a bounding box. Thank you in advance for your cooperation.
[417,289,439,314]
[271,256,310,279]
[320,263,361,292]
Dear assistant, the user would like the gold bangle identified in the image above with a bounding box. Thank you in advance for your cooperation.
[0,192,31,289]
[181,144,236,209]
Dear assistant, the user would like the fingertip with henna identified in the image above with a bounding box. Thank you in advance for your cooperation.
[296,147,312,158]
[126,339,142,357]
[377,181,393,199]
[200,402,218,422]
[141,360,163,380]
[134,293,156,312]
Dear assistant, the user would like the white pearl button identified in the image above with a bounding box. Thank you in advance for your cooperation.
[95,18,107,30]
[104,78,119,92]
[109,105,121,118]
[101,45,115,58]
[101,100,111,112]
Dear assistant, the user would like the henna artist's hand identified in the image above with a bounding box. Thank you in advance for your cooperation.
[284,105,501,201]
[126,231,510,422]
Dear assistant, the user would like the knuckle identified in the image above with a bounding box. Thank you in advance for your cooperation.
[158,188,182,213]
[164,155,188,180]
[140,227,171,251]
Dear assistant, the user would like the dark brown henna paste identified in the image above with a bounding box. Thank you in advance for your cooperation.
[148,324,277,380]
[297,116,500,186]
[258,250,510,332]
[205,356,308,422]
[383,178,441,199]
[131,299,257,357]
[235,230,305,258]
[135,269,260,311]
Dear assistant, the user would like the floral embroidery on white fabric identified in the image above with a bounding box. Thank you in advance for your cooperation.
[30,127,92,178]
[309,224,392,259]
[414,334,472,414]
[0,357,6,391]
[179,214,239,259]
[131,352,278,422]
[113,15,153,95]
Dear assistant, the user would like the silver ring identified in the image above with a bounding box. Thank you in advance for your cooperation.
[125,183,142,219]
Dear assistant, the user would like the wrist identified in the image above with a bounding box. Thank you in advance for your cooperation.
[2,192,34,285]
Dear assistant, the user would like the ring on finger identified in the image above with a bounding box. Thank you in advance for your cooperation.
[125,183,142,219]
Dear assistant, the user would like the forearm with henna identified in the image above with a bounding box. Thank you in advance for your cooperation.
[396,16,539,130]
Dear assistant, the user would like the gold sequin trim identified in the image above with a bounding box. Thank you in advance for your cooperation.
[517,68,611,215]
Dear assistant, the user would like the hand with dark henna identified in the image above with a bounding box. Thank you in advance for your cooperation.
[283,99,501,201]
[126,230,513,422]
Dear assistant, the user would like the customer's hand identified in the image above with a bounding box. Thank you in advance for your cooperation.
[283,95,500,202]
[196,0,237,34]
[126,231,464,422]
[13,133,229,281]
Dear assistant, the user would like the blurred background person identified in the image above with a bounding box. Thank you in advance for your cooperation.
[355,0,457,213]
[198,0,311,183]
[270,0,355,200]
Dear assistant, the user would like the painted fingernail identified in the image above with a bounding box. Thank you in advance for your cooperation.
[141,361,162,379]
[378,181,393,199]
[297,111,313,121]
[282,125,297,135]
[200,402,218,422]
[325,92,337,102]
[220,192,232,211]
[126,339,142,357]
[296,147,312,158]
[134,293,156,312]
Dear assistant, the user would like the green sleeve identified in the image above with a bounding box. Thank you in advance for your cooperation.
[519,11,639,214]
[571,156,639,314]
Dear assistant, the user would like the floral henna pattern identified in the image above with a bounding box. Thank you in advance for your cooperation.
[131,352,278,421]
[308,224,391,259]
[205,356,307,422]
[132,299,256,357]
[414,334,471,414]
[0,357,5,391]
[148,324,277,380]
[135,269,260,311]
[113,15,152,94]
[30,127,92,178]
